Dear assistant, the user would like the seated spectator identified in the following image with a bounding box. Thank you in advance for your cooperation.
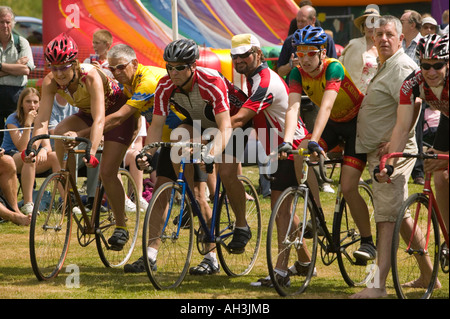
[0,149,31,225]
[1,87,61,215]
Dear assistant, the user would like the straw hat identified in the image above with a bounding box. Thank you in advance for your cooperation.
[354,7,380,29]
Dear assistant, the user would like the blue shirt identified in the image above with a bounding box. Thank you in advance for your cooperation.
[1,112,27,152]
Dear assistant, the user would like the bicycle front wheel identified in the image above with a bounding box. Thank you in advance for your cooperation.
[216,175,262,277]
[392,193,440,299]
[96,169,140,267]
[267,186,318,296]
[142,182,194,290]
[337,181,377,287]
[29,173,72,281]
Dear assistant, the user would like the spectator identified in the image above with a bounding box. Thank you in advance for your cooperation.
[0,149,31,225]
[352,15,418,299]
[440,9,448,33]
[0,6,35,145]
[421,16,440,36]
[83,29,114,78]
[1,87,61,215]
[340,6,379,94]
[401,9,425,185]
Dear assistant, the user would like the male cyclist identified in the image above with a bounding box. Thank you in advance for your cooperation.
[281,25,374,260]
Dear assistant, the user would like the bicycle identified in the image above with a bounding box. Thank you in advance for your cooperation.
[266,149,376,296]
[380,151,449,299]
[27,134,140,281]
[140,142,262,290]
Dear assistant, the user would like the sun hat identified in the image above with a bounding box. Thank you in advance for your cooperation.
[231,34,260,55]
[422,16,438,27]
[354,6,380,29]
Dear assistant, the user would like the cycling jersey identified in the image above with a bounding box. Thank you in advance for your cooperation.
[243,62,307,154]
[153,67,246,129]
[399,69,449,117]
[56,63,124,114]
[289,58,363,122]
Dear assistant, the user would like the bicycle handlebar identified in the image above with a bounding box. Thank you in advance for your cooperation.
[380,152,449,171]
[26,134,92,159]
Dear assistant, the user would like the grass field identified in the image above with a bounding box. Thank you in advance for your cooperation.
[0,165,448,301]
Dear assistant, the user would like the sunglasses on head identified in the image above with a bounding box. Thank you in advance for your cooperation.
[166,64,190,72]
[231,50,254,60]
[421,62,446,71]
[296,50,320,58]
[50,64,72,72]
[108,61,131,72]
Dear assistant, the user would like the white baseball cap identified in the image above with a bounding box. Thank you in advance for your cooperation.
[422,16,438,26]
[231,34,260,55]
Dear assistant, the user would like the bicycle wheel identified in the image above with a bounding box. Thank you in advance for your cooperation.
[392,193,440,299]
[266,186,318,296]
[216,175,262,277]
[336,181,377,287]
[96,169,140,268]
[142,182,194,290]
[29,173,72,281]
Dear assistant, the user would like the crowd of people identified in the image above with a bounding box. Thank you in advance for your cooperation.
[0,3,448,299]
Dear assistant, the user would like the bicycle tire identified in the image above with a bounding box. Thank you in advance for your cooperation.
[266,186,318,296]
[336,181,377,287]
[29,173,72,281]
[96,169,140,268]
[216,175,262,277]
[391,193,440,299]
[142,182,194,290]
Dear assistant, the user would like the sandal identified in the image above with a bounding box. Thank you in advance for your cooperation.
[189,258,220,275]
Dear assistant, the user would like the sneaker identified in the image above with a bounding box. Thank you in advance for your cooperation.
[413,177,425,185]
[250,272,290,288]
[124,198,137,212]
[108,228,129,251]
[189,257,220,275]
[353,242,377,261]
[124,256,156,273]
[288,261,317,277]
[21,202,34,215]
[139,197,148,212]
[228,227,252,254]
[321,184,335,194]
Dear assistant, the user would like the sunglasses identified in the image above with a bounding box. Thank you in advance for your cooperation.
[108,61,131,72]
[296,50,320,58]
[231,50,254,60]
[421,62,446,71]
[50,64,72,72]
[166,64,191,72]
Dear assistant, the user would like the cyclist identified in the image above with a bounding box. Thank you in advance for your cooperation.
[138,39,249,274]
[227,33,313,286]
[26,33,134,251]
[376,33,448,289]
[282,25,374,260]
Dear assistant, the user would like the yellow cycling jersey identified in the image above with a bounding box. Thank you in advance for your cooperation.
[290,58,364,122]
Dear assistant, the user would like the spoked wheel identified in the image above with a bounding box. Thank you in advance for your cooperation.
[96,169,140,268]
[266,186,318,296]
[216,175,262,277]
[391,193,440,299]
[29,173,72,281]
[336,181,377,287]
[142,182,194,290]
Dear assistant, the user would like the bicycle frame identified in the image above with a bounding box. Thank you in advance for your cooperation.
[381,152,449,252]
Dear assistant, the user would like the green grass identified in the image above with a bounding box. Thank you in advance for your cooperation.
[0,165,448,300]
[3,0,42,19]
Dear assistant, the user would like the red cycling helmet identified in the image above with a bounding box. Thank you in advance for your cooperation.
[45,33,78,65]
[415,33,449,61]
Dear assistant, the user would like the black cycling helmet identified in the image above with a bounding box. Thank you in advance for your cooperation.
[163,39,199,64]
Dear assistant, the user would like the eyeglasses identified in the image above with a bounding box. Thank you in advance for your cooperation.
[296,50,320,58]
[166,64,190,72]
[108,61,131,72]
[421,62,446,71]
[230,50,254,60]
[50,64,73,72]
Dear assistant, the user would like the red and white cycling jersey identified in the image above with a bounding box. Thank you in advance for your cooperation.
[243,63,307,154]
[400,69,449,118]
[153,67,246,129]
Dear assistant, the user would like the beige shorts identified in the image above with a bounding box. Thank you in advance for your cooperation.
[367,150,416,223]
